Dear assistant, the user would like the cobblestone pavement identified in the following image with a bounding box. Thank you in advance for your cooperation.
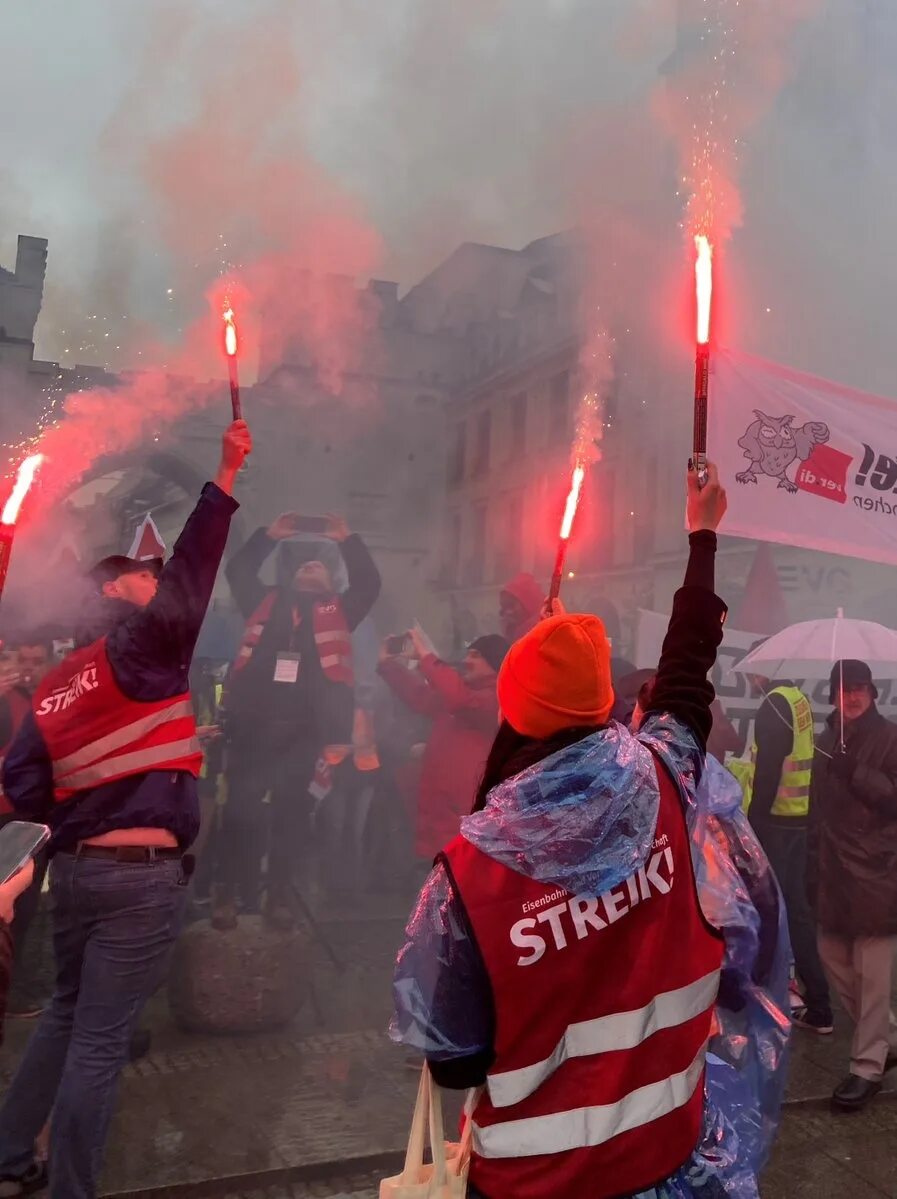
[3,903,895,1198]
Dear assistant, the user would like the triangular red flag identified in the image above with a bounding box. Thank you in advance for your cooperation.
[127,514,166,561]
[734,543,788,634]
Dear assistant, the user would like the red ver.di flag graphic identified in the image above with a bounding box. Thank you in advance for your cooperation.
[710,349,897,567]
[796,444,852,504]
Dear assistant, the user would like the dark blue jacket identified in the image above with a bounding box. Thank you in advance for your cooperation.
[2,482,238,852]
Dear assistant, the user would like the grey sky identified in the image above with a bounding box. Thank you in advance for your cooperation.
[2,0,896,394]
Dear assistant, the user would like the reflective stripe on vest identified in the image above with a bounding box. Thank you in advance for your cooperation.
[473,1045,706,1160]
[444,754,723,1199]
[53,698,195,781]
[34,638,202,800]
[57,735,202,792]
[747,686,813,818]
[487,969,720,1110]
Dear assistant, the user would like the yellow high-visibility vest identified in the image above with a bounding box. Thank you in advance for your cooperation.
[733,686,814,817]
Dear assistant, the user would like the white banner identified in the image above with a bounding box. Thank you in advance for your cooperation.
[709,349,897,566]
[634,608,897,747]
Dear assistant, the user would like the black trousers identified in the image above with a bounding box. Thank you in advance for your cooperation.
[217,735,320,907]
[759,821,831,1015]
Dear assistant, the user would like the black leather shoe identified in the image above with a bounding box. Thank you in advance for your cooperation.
[831,1073,882,1111]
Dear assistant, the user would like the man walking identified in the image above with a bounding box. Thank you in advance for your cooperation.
[809,659,897,1111]
[0,419,252,1197]
[744,673,832,1033]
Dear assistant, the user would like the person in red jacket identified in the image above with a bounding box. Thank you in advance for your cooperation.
[498,573,543,644]
[378,629,509,861]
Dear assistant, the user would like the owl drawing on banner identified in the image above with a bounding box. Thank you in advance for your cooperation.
[735,410,830,493]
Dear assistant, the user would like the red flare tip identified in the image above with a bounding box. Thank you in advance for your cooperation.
[694,235,713,346]
[2,454,44,526]
[560,465,585,541]
[223,306,238,357]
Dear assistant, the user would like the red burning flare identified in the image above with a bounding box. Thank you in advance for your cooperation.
[549,463,586,602]
[223,306,238,357]
[2,454,45,526]
[694,235,713,346]
[560,464,586,541]
[0,453,45,603]
[221,302,242,421]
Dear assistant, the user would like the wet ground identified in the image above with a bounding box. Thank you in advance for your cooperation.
[2,899,895,1198]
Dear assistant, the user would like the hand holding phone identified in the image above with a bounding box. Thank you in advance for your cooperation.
[385,634,410,656]
[0,859,35,924]
[0,821,50,886]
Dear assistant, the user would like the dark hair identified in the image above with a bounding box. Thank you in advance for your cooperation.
[636,673,657,712]
[471,720,601,813]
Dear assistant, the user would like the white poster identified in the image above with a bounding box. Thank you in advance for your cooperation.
[709,349,897,567]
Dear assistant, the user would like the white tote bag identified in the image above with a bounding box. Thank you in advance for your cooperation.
[380,1067,473,1199]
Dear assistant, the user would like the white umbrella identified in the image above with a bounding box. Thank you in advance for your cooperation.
[731,610,897,680]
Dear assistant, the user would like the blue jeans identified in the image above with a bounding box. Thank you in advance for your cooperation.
[0,852,188,1199]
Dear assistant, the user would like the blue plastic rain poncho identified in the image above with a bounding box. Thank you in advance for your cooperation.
[392,711,792,1199]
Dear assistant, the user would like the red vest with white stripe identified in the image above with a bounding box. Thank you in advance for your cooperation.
[33,638,202,801]
[442,756,723,1199]
[233,591,354,686]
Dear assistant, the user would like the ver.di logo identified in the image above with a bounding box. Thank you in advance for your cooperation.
[735,410,851,504]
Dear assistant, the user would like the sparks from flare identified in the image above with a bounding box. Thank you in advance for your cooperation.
[2,455,45,526]
[695,235,713,346]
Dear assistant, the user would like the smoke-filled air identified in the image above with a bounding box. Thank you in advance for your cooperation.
[1,2,896,1197]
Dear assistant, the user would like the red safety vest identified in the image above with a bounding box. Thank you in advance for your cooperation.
[33,638,202,801]
[233,591,354,686]
[442,753,723,1199]
[0,689,32,814]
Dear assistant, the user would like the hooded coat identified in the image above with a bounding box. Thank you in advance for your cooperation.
[392,535,791,1197]
[808,704,897,937]
[378,655,500,858]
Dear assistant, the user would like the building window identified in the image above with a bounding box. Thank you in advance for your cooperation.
[445,511,462,586]
[633,457,657,563]
[472,410,491,477]
[509,392,527,456]
[549,370,570,443]
[467,505,487,585]
[593,465,616,568]
[494,491,523,581]
[448,422,466,486]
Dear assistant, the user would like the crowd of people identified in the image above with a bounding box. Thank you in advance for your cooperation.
[0,430,894,1198]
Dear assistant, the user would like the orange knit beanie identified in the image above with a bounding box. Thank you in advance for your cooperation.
[497,613,615,739]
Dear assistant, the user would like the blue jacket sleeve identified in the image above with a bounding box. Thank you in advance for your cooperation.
[107,483,239,701]
[391,863,493,1079]
[2,712,53,822]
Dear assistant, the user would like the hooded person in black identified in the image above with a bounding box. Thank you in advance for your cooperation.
[217,512,381,929]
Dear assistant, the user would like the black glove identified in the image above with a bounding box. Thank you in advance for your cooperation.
[828,747,853,782]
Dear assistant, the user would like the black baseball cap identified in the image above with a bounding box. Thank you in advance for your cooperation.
[828,659,878,705]
[88,555,163,590]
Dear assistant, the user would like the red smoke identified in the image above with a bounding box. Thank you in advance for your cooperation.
[31,3,383,504]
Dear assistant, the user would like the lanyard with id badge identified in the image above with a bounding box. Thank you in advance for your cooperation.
[273,604,302,684]
[274,652,301,684]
